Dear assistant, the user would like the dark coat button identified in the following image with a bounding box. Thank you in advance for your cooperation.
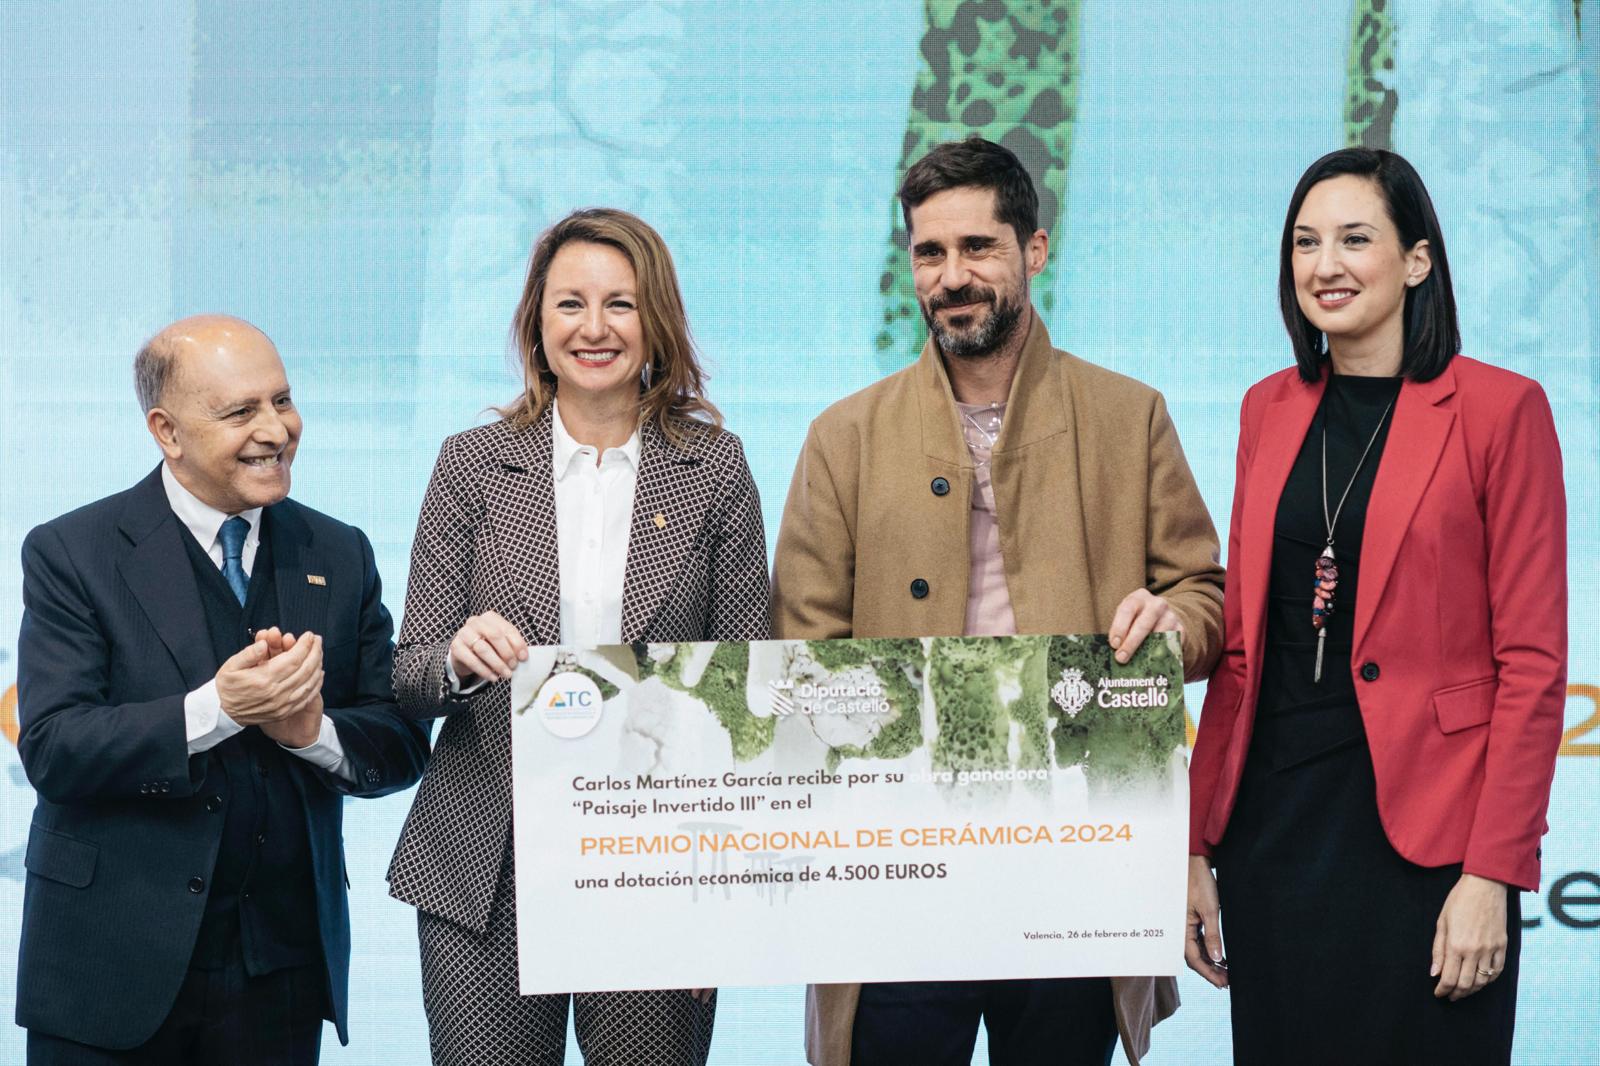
[139,784,150,795]
[931,477,950,497]
[1360,662,1380,682]
[205,795,223,813]
[910,578,929,599]
[188,877,205,894]
[256,833,267,846]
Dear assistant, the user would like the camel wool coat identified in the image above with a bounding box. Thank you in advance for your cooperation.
[771,314,1224,1066]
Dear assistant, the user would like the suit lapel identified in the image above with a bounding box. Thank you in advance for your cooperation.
[1240,381,1325,667]
[115,466,215,690]
[265,501,330,639]
[1352,366,1456,650]
[621,419,706,641]
[486,408,562,645]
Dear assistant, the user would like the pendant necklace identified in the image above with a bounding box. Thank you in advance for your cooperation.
[959,403,1004,449]
[1313,392,1396,683]
[958,402,1005,471]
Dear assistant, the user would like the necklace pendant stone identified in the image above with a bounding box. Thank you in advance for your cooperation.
[1312,545,1339,629]
[1312,545,1338,684]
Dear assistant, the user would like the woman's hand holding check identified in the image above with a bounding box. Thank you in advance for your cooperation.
[448,610,529,683]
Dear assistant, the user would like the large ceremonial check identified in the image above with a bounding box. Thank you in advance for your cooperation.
[508,633,1189,994]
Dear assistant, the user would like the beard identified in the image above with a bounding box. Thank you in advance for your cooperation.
[921,282,1026,360]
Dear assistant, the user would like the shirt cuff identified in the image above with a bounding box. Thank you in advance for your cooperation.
[185,680,245,754]
[280,715,356,784]
[444,655,491,697]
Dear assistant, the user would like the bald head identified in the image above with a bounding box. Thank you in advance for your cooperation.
[135,315,276,413]
[139,314,301,513]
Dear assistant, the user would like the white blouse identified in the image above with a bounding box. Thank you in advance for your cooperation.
[551,399,639,646]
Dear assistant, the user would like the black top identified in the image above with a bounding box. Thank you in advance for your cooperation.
[1259,373,1403,723]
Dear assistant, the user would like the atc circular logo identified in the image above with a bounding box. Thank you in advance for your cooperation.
[534,671,603,738]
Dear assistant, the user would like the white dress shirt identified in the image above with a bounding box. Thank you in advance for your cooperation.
[163,463,351,780]
[552,400,639,645]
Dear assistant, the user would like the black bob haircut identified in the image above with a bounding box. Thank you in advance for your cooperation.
[898,136,1039,251]
[1280,147,1460,382]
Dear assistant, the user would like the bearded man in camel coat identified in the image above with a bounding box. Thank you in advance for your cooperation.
[772,137,1223,1066]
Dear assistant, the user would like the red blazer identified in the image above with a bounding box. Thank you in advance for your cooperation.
[1189,356,1566,892]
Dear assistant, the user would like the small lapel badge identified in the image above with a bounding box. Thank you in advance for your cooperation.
[653,513,667,529]
[306,574,327,586]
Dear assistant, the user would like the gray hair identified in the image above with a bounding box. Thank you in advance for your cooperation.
[133,335,179,412]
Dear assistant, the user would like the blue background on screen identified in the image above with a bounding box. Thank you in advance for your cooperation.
[2,2,1596,1062]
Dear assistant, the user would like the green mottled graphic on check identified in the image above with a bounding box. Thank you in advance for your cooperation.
[603,633,1185,789]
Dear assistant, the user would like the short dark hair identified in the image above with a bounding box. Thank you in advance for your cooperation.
[898,136,1039,249]
[1279,147,1460,382]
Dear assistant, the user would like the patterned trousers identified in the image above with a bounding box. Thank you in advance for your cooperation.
[417,851,715,1066]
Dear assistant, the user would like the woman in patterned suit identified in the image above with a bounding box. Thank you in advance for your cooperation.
[387,208,772,1065]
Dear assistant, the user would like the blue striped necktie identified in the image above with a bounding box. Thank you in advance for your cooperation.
[219,516,250,605]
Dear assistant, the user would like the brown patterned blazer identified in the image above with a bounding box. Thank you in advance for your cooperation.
[386,406,771,930]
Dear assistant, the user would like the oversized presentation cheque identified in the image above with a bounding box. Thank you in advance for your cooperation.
[509,633,1189,994]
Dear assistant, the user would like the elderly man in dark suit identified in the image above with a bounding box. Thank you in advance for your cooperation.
[15,315,430,1064]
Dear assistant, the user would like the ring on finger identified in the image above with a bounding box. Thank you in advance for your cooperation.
[1476,967,1496,977]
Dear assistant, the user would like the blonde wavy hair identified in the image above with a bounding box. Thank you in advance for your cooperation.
[501,208,721,445]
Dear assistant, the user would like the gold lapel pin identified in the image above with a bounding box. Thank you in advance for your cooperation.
[653,513,667,529]
[306,574,327,586]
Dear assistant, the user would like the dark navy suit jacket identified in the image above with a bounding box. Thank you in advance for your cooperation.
[15,465,430,1050]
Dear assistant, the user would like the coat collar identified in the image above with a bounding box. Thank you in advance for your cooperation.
[487,403,707,644]
[486,407,562,644]
[1240,380,1321,669]
[1353,361,1456,649]
[116,466,326,685]
[621,418,706,640]
[263,495,328,642]
[912,309,1065,467]
[117,467,214,689]
[1238,361,1459,664]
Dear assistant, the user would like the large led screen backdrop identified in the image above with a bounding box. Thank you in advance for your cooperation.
[2,2,1596,1062]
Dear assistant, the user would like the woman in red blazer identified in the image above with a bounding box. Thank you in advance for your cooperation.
[1185,148,1566,1065]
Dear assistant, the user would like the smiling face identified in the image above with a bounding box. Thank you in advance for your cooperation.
[1292,174,1431,362]
[146,317,300,513]
[540,240,647,409]
[908,186,1046,360]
